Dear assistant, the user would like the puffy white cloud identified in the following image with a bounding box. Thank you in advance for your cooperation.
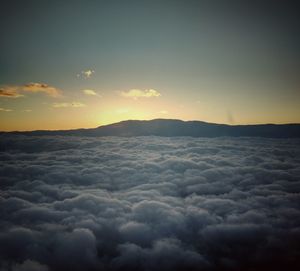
[77,70,95,79]
[121,89,161,99]
[0,135,299,270]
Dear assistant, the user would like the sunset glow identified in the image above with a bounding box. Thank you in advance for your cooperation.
[0,0,299,131]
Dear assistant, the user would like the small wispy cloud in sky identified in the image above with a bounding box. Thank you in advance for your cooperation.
[121,89,161,99]
[0,86,24,98]
[52,102,86,108]
[22,83,61,97]
[77,70,95,79]
[0,107,13,112]
[82,89,101,97]
[23,109,32,112]
[0,83,61,98]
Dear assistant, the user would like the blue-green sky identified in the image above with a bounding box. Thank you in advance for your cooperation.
[1,0,299,130]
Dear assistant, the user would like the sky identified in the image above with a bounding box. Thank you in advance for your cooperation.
[0,0,299,131]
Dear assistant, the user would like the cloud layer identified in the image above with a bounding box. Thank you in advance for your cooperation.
[0,136,300,270]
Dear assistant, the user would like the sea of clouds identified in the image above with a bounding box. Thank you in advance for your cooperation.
[0,135,300,271]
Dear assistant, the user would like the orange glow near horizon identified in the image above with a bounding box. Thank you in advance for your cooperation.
[1,92,300,132]
[1,82,300,131]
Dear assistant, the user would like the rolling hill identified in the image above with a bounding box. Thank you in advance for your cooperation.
[3,119,300,138]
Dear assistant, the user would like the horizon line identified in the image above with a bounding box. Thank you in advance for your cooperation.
[1,118,300,133]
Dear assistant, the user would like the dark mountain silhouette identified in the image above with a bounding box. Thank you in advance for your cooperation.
[3,119,300,138]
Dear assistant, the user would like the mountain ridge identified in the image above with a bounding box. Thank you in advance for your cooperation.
[2,119,300,138]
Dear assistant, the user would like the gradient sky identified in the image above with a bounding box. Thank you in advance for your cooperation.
[0,0,299,131]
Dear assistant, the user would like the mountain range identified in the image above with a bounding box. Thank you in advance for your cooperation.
[3,119,300,138]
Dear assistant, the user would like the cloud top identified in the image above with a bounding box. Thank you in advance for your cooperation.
[0,136,299,270]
